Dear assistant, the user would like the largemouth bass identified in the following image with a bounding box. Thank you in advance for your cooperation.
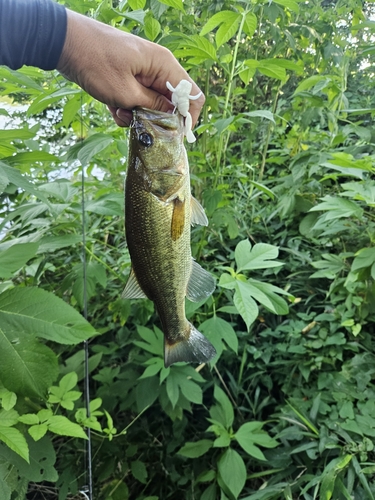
[123,107,216,368]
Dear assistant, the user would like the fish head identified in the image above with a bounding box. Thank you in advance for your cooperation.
[129,108,188,199]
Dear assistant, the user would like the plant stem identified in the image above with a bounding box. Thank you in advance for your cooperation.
[214,10,248,188]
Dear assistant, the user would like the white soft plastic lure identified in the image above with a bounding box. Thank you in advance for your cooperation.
[166,79,202,143]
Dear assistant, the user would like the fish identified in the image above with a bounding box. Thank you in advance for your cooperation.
[122,107,216,368]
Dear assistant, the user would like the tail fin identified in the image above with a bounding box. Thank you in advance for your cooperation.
[164,323,216,368]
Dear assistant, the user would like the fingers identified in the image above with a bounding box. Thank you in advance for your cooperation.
[107,106,132,127]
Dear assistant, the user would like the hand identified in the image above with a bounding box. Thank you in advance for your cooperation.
[57,10,205,127]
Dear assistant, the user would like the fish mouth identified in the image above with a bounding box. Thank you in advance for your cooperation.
[132,107,183,135]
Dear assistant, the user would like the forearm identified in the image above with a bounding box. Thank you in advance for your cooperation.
[0,0,67,70]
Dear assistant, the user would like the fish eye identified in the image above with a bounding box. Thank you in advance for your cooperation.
[138,132,153,147]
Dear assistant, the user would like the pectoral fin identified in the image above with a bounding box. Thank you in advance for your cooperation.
[122,268,147,299]
[186,260,216,302]
[191,197,208,226]
[171,197,185,241]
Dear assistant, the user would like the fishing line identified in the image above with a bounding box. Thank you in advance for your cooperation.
[79,90,93,500]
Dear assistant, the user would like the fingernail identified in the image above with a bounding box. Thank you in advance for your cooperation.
[116,108,126,119]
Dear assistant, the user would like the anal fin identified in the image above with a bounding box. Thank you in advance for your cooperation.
[164,323,216,367]
[186,260,216,302]
[122,268,147,299]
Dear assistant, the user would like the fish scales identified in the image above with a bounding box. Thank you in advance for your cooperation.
[123,107,216,367]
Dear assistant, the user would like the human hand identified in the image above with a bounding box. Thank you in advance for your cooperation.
[57,10,205,127]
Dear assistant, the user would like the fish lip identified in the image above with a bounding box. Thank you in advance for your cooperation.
[133,107,183,133]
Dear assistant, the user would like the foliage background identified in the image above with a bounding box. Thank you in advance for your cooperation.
[1,0,375,498]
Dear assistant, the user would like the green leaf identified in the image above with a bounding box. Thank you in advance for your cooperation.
[234,282,259,330]
[0,464,11,500]
[139,358,163,379]
[0,409,19,427]
[136,377,160,412]
[76,134,114,165]
[131,459,148,484]
[158,0,184,12]
[0,426,29,462]
[174,35,217,64]
[235,422,278,460]
[200,11,235,36]
[3,151,60,165]
[27,88,81,115]
[178,378,202,405]
[218,448,246,499]
[216,13,241,48]
[200,316,238,360]
[134,326,163,357]
[259,58,303,74]
[212,385,234,428]
[258,61,286,81]
[46,416,87,440]
[351,247,375,272]
[235,240,282,271]
[243,110,275,124]
[249,181,276,199]
[84,193,124,216]
[28,424,48,441]
[0,332,58,397]
[310,196,363,221]
[0,389,17,411]
[0,287,98,345]
[37,235,82,253]
[0,243,39,279]
[18,414,39,425]
[246,279,290,315]
[272,0,299,13]
[0,162,48,201]
[294,75,329,94]
[178,439,213,458]
[243,12,257,37]
[166,373,180,408]
[0,435,57,482]
[128,0,146,8]
[120,9,145,24]
[144,16,161,41]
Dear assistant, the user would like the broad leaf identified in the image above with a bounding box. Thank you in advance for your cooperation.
[235,421,278,461]
[46,416,87,440]
[0,332,58,397]
[218,448,246,499]
[0,426,29,463]
[76,134,114,165]
[144,16,161,41]
[234,239,282,271]
[234,282,259,330]
[0,243,39,279]
[211,385,234,429]
[0,287,98,345]
[178,439,213,458]
[200,316,238,361]
[243,12,257,37]
[216,13,241,48]
[158,0,184,12]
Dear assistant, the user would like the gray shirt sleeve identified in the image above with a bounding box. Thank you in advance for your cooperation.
[0,0,67,71]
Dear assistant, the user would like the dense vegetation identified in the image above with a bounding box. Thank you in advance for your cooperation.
[1,0,375,498]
